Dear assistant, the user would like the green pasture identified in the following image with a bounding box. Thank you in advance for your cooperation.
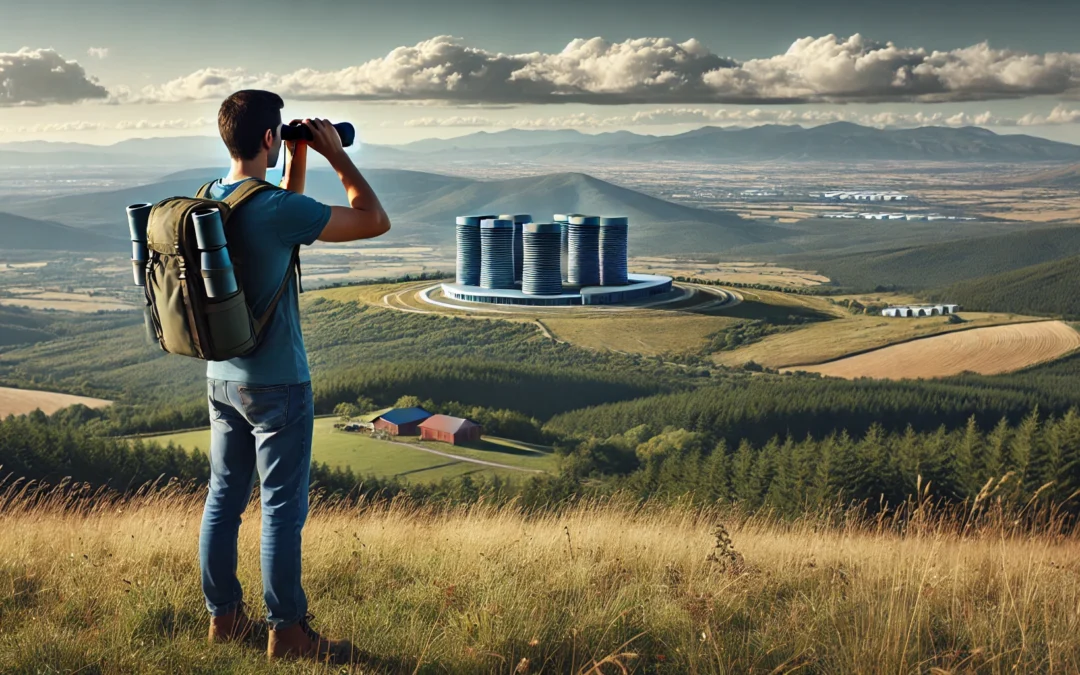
[143,417,556,484]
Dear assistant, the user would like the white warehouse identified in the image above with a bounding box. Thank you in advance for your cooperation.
[882,304,961,317]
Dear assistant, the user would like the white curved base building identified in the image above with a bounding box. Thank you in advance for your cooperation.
[882,304,960,317]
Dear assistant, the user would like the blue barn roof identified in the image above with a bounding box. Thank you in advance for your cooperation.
[376,407,432,426]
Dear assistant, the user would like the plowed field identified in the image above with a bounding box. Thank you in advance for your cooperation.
[0,386,111,417]
[784,321,1080,380]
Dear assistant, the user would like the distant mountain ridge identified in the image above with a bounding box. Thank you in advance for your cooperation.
[6,123,1079,168]
[385,123,1080,163]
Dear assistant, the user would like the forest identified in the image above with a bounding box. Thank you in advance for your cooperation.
[4,289,1080,516]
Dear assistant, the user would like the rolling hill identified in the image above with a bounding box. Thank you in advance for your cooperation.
[6,167,775,254]
[0,212,122,252]
[804,224,1080,290]
[930,255,1080,319]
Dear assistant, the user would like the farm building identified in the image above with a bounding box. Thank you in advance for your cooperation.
[419,415,482,445]
[882,304,960,318]
[372,407,433,436]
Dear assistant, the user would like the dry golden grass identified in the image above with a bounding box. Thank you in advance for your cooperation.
[714,309,1038,369]
[541,314,739,355]
[629,259,829,287]
[787,320,1080,380]
[2,483,1079,674]
[0,386,111,417]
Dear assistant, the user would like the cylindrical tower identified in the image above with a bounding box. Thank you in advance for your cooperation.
[567,215,600,287]
[455,215,489,286]
[480,219,515,289]
[499,214,532,283]
[599,217,629,286]
[553,214,570,282]
[522,223,563,295]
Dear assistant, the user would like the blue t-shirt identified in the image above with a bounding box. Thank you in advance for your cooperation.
[204,178,331,385]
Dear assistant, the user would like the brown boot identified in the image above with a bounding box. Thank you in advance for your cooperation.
[267,613,354,664]
[208,601,264,644]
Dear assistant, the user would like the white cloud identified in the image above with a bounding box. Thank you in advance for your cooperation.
[87,47,109,59]
[395,105,1080,130]
[124,34,1080,105]
[0,48,109,106]
[0,117,215,134]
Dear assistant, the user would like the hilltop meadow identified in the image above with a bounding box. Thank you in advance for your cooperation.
[2,482,1079,675]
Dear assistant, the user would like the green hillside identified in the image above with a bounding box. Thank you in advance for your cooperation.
[930,255,1080,319]
[8,168,773,255]
[394,171,782,252]
[0,212,121,252]
[805,224,1080,290]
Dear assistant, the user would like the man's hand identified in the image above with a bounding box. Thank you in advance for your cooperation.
[283,118,305,155]
[304,118,346,161]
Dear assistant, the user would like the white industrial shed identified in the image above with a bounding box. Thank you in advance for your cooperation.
[882,304,961,317]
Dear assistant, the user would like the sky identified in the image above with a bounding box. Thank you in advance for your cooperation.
[2,0,1080,145]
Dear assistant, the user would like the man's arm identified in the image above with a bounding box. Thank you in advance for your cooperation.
[302,118,390,243]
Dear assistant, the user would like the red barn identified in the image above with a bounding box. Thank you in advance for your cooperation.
[419,415,482,445]
[372,407,432,436]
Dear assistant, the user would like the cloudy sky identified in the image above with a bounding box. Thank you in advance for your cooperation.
[2,0,1080,145]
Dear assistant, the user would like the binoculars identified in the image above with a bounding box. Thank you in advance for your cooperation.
[280,121,355,148]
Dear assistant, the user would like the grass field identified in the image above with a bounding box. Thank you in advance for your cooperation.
[714,307,1040,369]
[145,418,556,483]
[0,385,111,417]
[628,258,829,287]
[2,491,1078,674]
[785,320,1080,379]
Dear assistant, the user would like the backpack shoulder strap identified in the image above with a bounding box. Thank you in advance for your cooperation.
[253,245,301,335]
[220,178,279,212]
[195,181,216,200]
[219,178,298,336]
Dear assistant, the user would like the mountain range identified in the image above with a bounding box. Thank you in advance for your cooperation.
[5,123,1080,168]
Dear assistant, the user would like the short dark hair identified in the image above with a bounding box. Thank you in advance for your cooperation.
[217,90,284,160]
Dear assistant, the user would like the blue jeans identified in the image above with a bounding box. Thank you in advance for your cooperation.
[199,379,314,629]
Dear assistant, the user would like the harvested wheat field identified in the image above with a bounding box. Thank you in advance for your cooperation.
[787,320,1080,380]
[0,385,111,417]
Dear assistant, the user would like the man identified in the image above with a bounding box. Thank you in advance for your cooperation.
[198,90,389,663]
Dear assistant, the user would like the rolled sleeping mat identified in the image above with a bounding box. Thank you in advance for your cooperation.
[200,248,233,270]
[201,267,239,299]
[193,208,228,250]
[143,305,157,345]
[127,203,152,242]
[131,260,147,287]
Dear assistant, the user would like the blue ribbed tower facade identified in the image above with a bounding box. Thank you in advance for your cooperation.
[499,214,531,283]
[599,217,629,286]
[454,215,488,286]
[567,215,600,286]
[480,219,515,289]
[522,223,563,295]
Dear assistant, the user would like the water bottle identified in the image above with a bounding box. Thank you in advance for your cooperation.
[192,209,238,298]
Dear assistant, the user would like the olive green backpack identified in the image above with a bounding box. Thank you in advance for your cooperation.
[143,179,300,360]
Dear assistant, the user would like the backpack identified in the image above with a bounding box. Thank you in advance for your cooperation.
[143,178,300,361]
